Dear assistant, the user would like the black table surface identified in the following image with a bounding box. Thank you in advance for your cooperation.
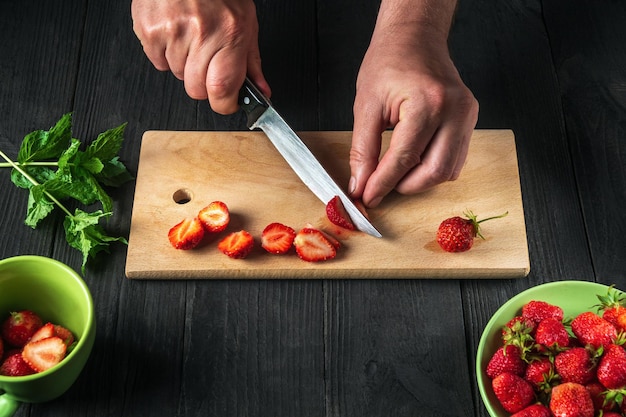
[1,1,625,416]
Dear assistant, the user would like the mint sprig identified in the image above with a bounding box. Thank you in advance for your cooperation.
[0,113,133,273]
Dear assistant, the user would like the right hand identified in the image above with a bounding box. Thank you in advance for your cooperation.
[131,0,271,114]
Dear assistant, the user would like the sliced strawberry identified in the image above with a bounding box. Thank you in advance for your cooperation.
[22,336,67,372]
[198,201,230,233]
[28,322,55,343]
[293,228,337,262]
[168,217,205,250]
[325,195,355,230]
[218,230,254,259]
[53,325,75,348]
[0,352,36,376]
[261,223,295,254]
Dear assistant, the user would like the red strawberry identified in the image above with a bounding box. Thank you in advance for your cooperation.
[601,413,623,417]
[168,217,205,250]
[524,357,556,392]
[304,223,341,249]
[28,322,55,343]
[571,311,617,349]
[522,300,564,325]
[22,336,67,372]
[535,317,570,349]
[1,310,43,347]
[596,344,626,389]
[53,325,75,348]
[492,372,535,413]
[595,285,626,331]
[549,382,594,417]
[325,195,355,230]
[486,345,526,379]
[585,381,615,413]
[218,230,254,259]
[198,201,230,233]
[293,228,337,262]
[436,210,508,253]
[261,223,295,254]
[502,316,536,360]
[510,403,551,417]
[554,347,596,385]
[0,352,36,376]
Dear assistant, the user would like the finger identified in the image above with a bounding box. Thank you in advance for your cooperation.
[165,37,191,81]
[360,108,437,207]
[349,100,386,200]
[205,45,249,114]
[246,47,271,99]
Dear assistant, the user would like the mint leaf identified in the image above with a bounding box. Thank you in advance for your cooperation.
[86,122,126,162]
[18,113,72,163]
[25,185,55,228]
[63,209,128,273]
[97,156,134,187]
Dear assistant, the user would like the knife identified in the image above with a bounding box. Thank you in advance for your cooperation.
[238,78,382,238]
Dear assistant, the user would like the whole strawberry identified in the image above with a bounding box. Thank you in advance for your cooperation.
[549,382,594,417]
[0,352,36,376]
[436,210,508,252]
[524,357,556,392]
[596,343,626,389]
[486,344,527,379]
[2,310,43,347]
[571,311,617,349]
[521,300,564,325]
[535,317,570,350]
[492,372,535,413]
[510,403,551,417]
[554,347,596,385]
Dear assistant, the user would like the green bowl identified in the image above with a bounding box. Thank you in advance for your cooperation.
[476,280,613,417]
[0,255,96,416]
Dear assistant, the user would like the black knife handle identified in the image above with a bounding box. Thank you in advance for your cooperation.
[238,78,270,129]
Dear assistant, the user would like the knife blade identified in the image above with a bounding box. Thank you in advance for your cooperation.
[238,78,382,238]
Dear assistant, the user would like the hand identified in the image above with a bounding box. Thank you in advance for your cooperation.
[349,1,479,208]
[131,0,271,114]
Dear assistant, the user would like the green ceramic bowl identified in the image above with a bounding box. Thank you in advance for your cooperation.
[476,280,614,417]
[0,255,95,417]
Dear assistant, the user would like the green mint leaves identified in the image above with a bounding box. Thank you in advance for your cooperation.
[0,113,133,273]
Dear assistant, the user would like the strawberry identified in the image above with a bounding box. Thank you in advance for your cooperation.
[585,381,616,413]
[53,325,75,348]
[436,210,508,252]
[2,310,43,347]
[492,372,535,413]
[293,227,337,262]
[554,347,596,385]
[535,317,570,350]
[524,357,556,392]
[304,223,341,249]
[596,344,626,389]
[325,195,355,230]
[198,201,230,233]
[486,344,526,379]
[0,352,35,376]
[168,217,205,250]
[21,336,67,372]
[28,322,55,343]
[571,311,617,349]
[218,230,254,259]
[595,286,626,332]
[522,300,564,325]
[549,382,594,417]
[261,223,295,254]
[510,403,551,417]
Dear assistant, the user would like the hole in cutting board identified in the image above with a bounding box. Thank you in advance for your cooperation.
[173,188,193,204]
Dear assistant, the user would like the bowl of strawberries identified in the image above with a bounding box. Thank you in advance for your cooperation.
[0,255,95,415]
[476,280,626,417]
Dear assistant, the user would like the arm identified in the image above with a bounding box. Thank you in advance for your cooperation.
[349,0,478,207]
[131,0,270,114]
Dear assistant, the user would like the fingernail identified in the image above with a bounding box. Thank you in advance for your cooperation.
[348,176,356,195]
[369,196,383,208]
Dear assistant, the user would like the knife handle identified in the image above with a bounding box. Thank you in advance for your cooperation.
[238,78,270,129]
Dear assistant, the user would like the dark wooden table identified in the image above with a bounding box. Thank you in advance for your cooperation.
[1,1,625,416]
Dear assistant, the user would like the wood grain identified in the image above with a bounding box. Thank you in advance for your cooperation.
[126,130,529,279]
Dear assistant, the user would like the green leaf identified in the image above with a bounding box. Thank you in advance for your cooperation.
[63,209,128,273]
[10,165,57,189]
[18,113,73,163]
[86,122,126,161]
[24,185,55,228]
[95,156,134,187]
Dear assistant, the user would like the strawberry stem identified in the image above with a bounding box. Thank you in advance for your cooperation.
[463,210,508,240]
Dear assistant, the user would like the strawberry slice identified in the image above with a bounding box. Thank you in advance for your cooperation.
[218,230,254,259]
[305,223,341,250]
[325,195,355,230]
[28,322,55,343]
[198,201,230,233]
[168,217,205,250]
[261,222,295,254]
[53,325,75,347]
[22,336,67,372]
[293,228,337,262]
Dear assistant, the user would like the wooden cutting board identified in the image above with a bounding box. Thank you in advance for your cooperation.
[125,130,529,279]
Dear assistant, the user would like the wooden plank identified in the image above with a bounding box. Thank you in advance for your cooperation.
[126,130,528,279]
